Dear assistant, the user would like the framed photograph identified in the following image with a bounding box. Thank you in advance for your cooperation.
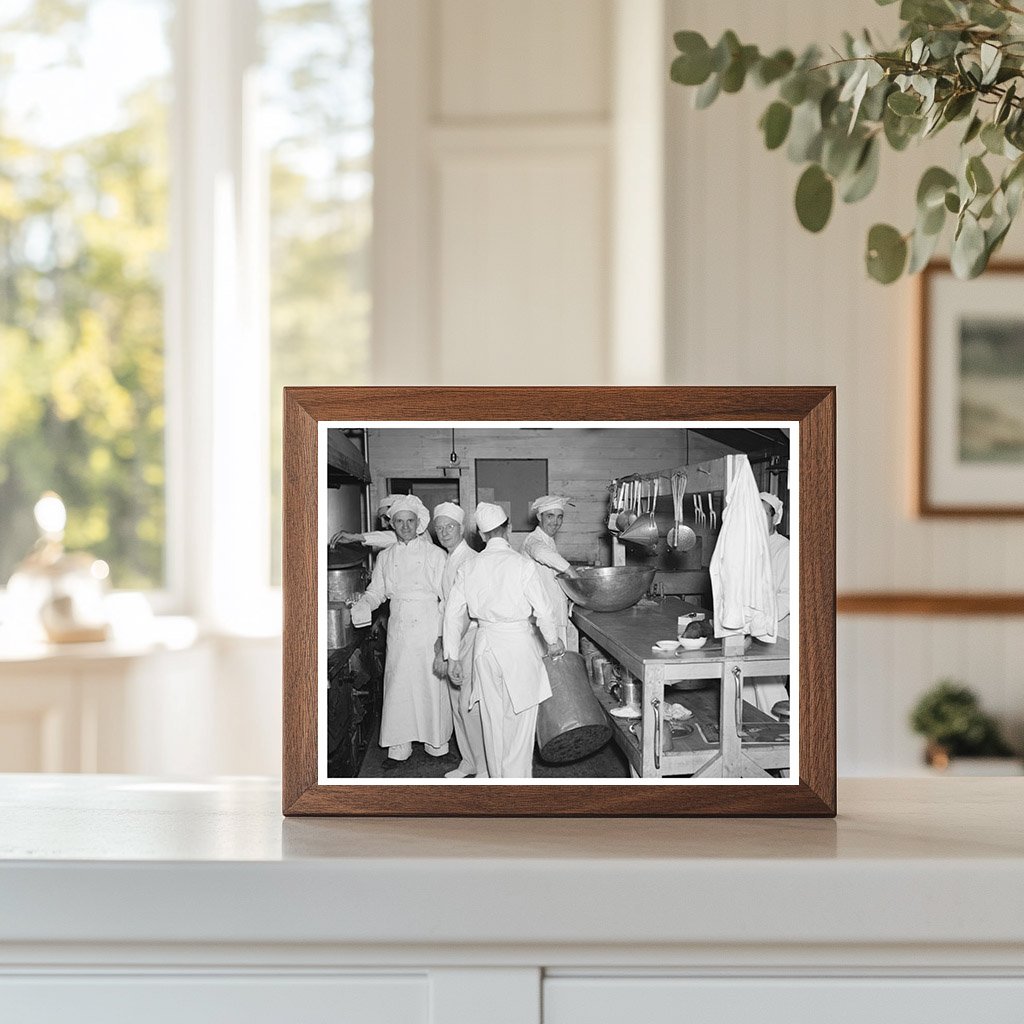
[917,261,1024,516]
[283,387,836,816]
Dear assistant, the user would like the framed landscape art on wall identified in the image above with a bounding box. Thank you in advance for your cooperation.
[918,262,1024,517]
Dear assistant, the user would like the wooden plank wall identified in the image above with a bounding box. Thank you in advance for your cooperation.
[365,427,735,564]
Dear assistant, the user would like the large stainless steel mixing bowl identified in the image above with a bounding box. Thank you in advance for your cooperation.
[556,565,656,613]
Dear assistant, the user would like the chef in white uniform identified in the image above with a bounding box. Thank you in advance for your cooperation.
[443,502,564,779]
[351,495,452,762]
[432,501,488,780]
[522,494,579,652]
[330,493,399,551]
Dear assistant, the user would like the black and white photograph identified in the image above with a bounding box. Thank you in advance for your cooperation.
[319,422,797,783]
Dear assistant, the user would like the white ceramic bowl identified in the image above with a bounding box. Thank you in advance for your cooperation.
[652,640,679,652]
[677,636,707,651]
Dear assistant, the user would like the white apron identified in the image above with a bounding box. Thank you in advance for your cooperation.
[359,535,452,749]
[380,593,452,748]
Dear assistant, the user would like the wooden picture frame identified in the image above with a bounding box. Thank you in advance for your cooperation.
[917,261,1024,517]
[283,387,836,816]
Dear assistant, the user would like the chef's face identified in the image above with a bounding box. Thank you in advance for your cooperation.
[379,511,392,529]
[539,510,563,537]
[392,512,418,543]
[433,515,462,551]
[762,500,775,534]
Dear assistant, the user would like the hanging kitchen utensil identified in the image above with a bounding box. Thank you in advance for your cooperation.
[607,481,623,532]
[617,479,638,533]
[672,471,697,553]
[619,477,659,548]
[709,493,718,531]
[667,471,682,549]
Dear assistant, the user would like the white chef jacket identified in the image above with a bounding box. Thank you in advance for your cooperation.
[522,526,571,639]
[709,456,778,643]
[442,537,557,714]
[360,534,451,748]
[766,531,790,641]
[363,530,396,550]
[441,538,479,691]
[440,539,487,775]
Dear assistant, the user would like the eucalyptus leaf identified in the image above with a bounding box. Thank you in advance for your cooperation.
[754,49,795,87]
[888,90,921,115]
[942,91,974,122]
[721,44,758,93]
[866,223,907,283]
[694,73,721,109]
[779,73,808,106]
[842,137,881,203]
[962,115,983,145]
[981,122,1005,155]
[944,190,961,213]
[951,211,986,278]
[908,221,943,273]
[995,82,1017,124]
[760,102,793,150]
[787,100,824,162]
[921,199,946,235]
[822,128,864,178]
[970,2,1009,30]
[917,166,957,210]
[967,154,994,195]
[861,79,893,122]
[795,164,834,232]
[710,31,740,74]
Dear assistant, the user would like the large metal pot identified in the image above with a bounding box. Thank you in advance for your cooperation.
[327,601,354,650]
[536,652,612,764]
[327,564,366,603]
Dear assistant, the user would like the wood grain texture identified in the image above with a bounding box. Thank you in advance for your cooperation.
[282,386,836,817]
[838,592,1024,616]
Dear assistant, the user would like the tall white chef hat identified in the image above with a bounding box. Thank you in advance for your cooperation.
[530,494,573,517]
[759,492,784,526]
[388,495,430,534]
[474,501,508,534]
[377,493,401,515]
[432,501,465,526]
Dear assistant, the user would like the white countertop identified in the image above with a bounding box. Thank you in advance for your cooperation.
[1,775,1023,956]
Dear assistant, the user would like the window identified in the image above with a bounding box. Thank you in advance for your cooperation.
[261,0,372,582]
[0,0,172,589]
[0,0,373,624]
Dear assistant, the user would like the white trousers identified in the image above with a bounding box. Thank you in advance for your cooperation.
[478,676,539,779]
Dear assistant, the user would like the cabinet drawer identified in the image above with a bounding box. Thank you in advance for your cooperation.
[0,974,427,1024]
[544,976,1024,1023]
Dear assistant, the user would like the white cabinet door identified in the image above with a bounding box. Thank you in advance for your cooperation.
[544,977,1024,1023]
[0,974,428,1024]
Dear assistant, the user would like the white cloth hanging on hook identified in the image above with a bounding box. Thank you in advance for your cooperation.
[709,454,778,643]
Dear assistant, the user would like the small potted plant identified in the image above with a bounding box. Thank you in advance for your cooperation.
[910,680,1017,772]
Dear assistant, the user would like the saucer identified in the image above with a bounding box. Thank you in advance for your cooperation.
[609,706,641,719]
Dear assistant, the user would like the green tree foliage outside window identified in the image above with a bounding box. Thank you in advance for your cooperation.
[0,0,170,589]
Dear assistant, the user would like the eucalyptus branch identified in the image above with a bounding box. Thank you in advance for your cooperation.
[670,2,1024,283]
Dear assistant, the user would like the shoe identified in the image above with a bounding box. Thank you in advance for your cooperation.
[387,743,412,761]
[425,742,449,757]
[444,765,474,779]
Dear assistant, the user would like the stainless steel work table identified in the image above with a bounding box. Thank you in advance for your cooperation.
[573,598,790,778]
